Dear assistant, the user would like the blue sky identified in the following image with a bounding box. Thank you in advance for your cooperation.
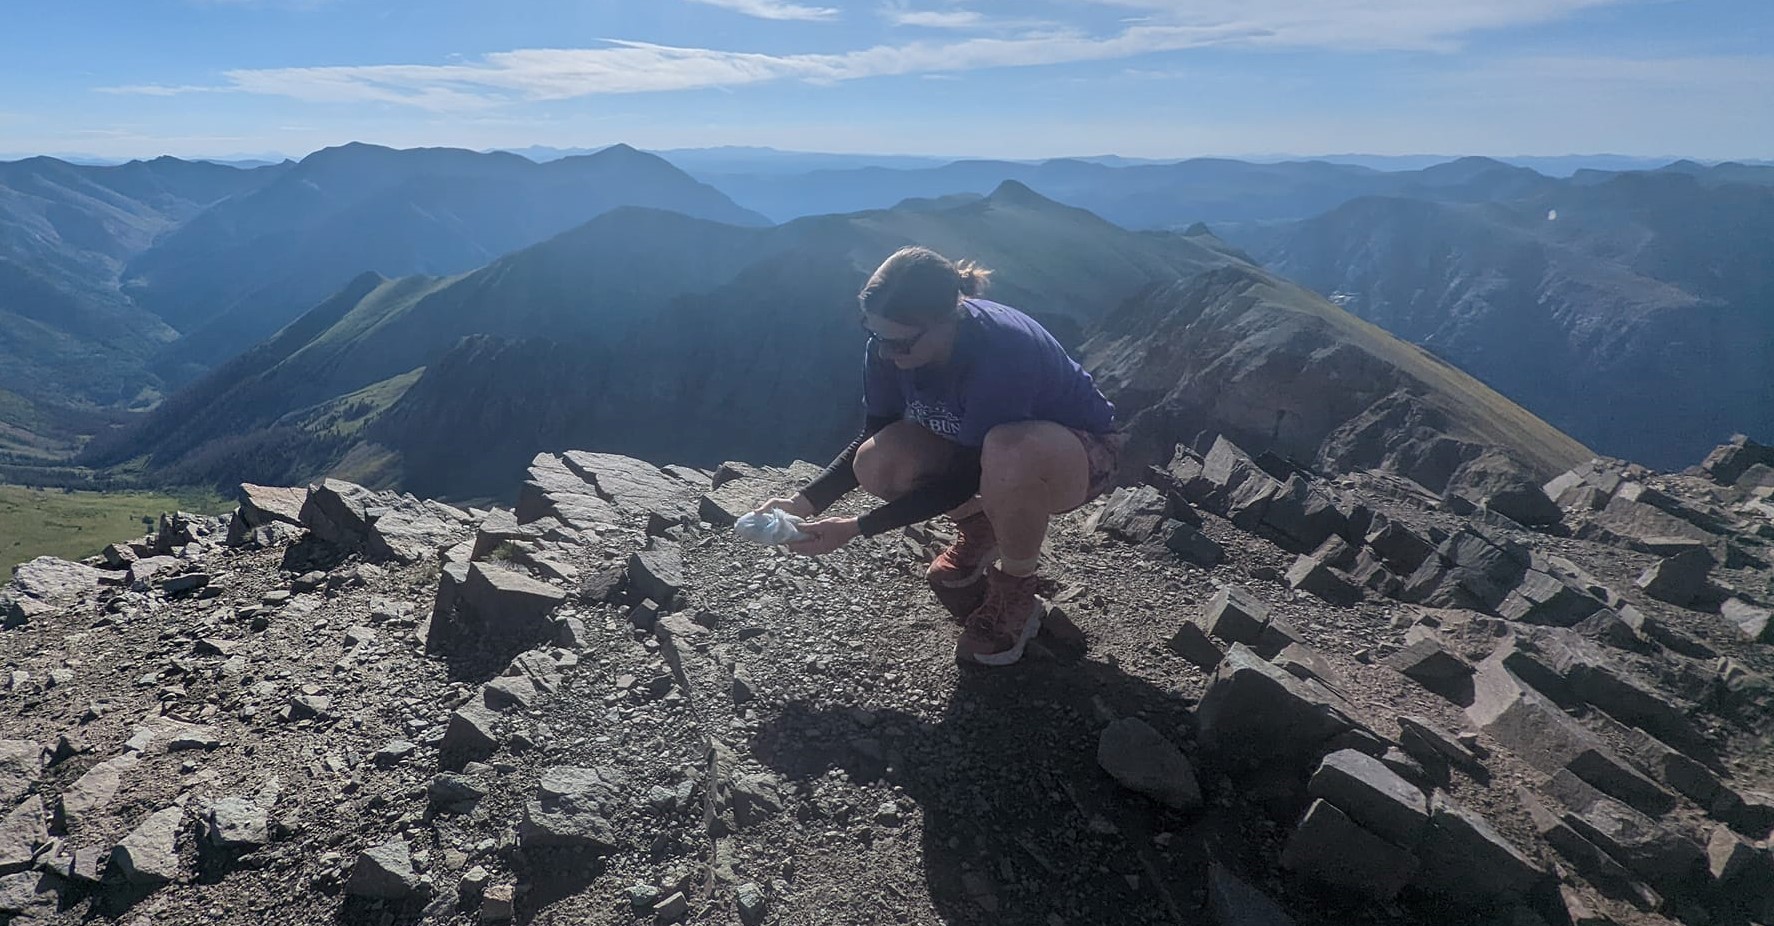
[2,0,1770,160]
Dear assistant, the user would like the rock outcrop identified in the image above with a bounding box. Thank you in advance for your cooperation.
[0,432,1768,925]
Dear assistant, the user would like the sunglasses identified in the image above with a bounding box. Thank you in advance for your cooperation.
[860,318,930,355]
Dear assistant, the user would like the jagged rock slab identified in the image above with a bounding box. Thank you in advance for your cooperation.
[1465,653,1680,815]
[1449,450,1562,524]
[300,478,378,549]
[1280,799,1417,900]
[562,451,699,524]
[1273,643,1341,687]
[346,839,422,899]
[1558,785,1707,890]
[519,766,623,852]
[0,870,61,917]
[1721,597,1773,643]
[227,483,307,544]
[1086,485,1169,543]
[1521,789,1660,910]
[1596,491,1719,548]
[699,481,757,527]
[1411,795,1545,908]
[1198,436,1273,511]
[1401,527,1531,612]
[1382,638,1472,699]
[1305,749,1428,846]
[1207,861,1296,926]
[1167,621,1225,669]
[431,562,568,657]
[0,797,45,875]
[440,702,503,763]
[239,482,306,526]
[0,742,41,806]
[1621,728,1721,807]
[1365,519,1435,575]
[1164,521,1225,566]
[1565,750,1677,817]
[57,754,139,831]
[516,453,620,529]
[369,499,473,564]
[1284,555,1360,604]
[1521,631,1706,751]
[1701,434,1774,485]
[1096,718,1202,810]
[202,797,270,850]
[1466,655,1594,773]
[111,806,182,885]
[1259,475,1348,553]
[1198,587,1270,646]
[126,555,178,588]
[1635,548,1715,607]
[1498,568,1606,626]
[8,556,102,615]
[1311,534,1358,571]
[1396,715,1484,777]
[1198,644,1360,773]
[1706,826,1761,883]
[628,543,686,609]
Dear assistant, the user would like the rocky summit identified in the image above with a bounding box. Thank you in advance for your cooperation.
[1,435,1772,926]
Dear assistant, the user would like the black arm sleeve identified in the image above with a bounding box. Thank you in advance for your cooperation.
[800,414,898,514]
[855,445,982,538]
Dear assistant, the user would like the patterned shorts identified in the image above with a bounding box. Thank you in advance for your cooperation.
[1065,426,1128,513]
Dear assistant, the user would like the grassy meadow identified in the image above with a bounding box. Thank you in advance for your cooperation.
[1,484,228,577]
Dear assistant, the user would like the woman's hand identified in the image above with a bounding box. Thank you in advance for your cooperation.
[752,494,814,519]
[786,517,860,556]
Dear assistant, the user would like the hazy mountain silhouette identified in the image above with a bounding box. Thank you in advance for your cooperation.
[125,143,770,383]
[694,155,1576,228]
[84,182,1238,495]
[0,155,287,458]
[88,184,1587,506]
[1250,168,1774,468]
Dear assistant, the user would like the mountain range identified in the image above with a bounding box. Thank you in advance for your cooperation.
[3,143,1768,499]
[0,155,284,460]
[1244,167,1774,469]
[79,183,1588,507]
[0,143,767,472]
[80,182,1233,498]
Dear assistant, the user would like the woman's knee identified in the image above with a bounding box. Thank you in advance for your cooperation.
[852,436,900,497]
[855,421,950,498]
[980,422,1051,484]
[980,422,1088,503]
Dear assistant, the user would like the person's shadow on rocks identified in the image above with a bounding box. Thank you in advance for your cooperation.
[750,647,1389,926]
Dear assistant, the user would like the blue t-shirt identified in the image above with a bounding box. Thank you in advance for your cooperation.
[863,299,1116,447]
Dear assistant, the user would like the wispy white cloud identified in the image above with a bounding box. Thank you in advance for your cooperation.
[684,0,840,22]
[92,0,1672,117]
[1078,0,1629,51]
[99,23,1266,110]
[889,9,986,28]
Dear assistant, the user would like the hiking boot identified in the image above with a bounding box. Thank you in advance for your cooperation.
[930,581,987,626]
[927,512,998,620]
[956,566,1044,666]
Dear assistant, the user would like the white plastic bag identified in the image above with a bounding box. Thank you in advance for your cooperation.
[734,509,809,545]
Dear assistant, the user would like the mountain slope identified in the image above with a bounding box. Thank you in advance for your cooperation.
[123,143,771,381]
[699,155,1560,228]
[91,183,1236,496]
[1083,262,1592,491]
[0,156,288,458]
[1252,170,1774,468]
[96,182,1594,509]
